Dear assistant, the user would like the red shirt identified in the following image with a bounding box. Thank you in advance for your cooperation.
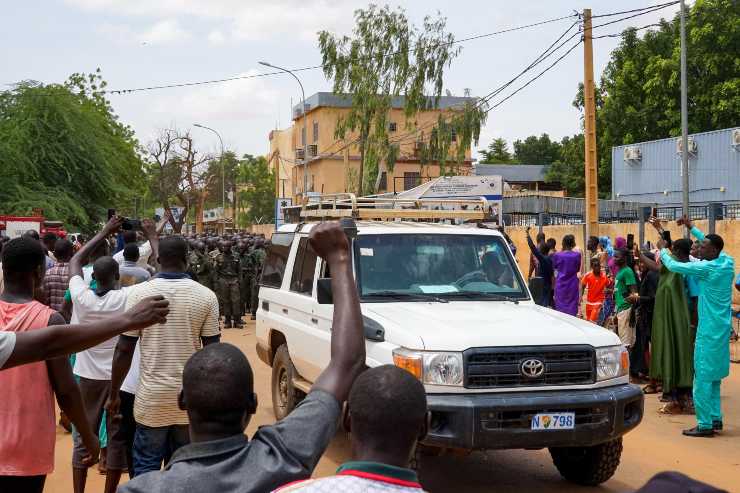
[581,272,609,303]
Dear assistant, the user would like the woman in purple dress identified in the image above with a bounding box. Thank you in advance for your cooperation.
[552,234,582,316]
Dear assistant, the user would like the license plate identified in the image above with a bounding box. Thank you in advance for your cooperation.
[531,412,575,430]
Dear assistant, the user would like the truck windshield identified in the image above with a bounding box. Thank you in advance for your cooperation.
[354,234,528,301]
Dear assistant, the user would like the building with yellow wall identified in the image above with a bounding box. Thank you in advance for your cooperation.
[267,92,477,201]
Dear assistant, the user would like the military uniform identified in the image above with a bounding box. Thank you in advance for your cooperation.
[188,250,214,291]
[215,251,242,327]
[249,248,267,317]
[239,251,255,316]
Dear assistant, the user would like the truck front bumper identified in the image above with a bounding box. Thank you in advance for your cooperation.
[423,384,643,450]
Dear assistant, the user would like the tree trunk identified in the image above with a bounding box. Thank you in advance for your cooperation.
[374,158,386,194]
[358,138,365,197]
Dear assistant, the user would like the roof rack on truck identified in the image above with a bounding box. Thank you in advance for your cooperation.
[282,193,494,224]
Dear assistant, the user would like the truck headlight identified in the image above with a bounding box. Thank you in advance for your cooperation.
[595,346,629,381]
[393,349,463,386]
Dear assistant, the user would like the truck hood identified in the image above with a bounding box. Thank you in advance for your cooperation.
[364,301,621,351]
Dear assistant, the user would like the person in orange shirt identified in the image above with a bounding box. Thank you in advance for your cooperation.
[580,257,610,322]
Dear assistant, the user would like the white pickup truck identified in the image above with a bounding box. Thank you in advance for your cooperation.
[255,220,643,486]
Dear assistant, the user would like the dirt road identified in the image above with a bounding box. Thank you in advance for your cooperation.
[46,322,738,492]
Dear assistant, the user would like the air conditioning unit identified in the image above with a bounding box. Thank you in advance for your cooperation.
[732,128,740,150]
[307,144,318,158]
[623,146,642,163]
[295,148,305,160]
[676,137,698,155]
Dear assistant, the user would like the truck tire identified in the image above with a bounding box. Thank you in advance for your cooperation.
[549,438,623,486]
[271,344,303,420]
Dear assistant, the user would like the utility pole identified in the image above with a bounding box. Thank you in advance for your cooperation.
[680,0,690,237]
[583,9,599,240]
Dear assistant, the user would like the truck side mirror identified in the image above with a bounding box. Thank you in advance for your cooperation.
[528,277,543,303]
[316,278,333,304]
[363,316,385,342]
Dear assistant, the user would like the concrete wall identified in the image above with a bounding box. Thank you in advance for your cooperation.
[249,223,274,239]
[506,219,740,304]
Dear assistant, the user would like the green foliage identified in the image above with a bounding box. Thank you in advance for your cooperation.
[512,133,561,164]
[545,134,586,196]
[318,4,486,194]
[573,0,739,196]
[479,137,515,163]
[238,154,275,225]
[0,70,144,231]
[205,151,240,210]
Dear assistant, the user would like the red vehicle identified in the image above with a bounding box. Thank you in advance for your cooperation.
[0,215,67,239]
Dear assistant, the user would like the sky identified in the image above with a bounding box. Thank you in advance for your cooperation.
[2,1,685,161]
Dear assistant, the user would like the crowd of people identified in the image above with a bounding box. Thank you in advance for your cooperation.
[0,213,734,493]
[526,216,738,438]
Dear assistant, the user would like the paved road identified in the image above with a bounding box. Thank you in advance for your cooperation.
[47,321,739,492]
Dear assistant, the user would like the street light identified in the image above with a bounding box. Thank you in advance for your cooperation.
[193,123,226,232]
[259,60,308,200]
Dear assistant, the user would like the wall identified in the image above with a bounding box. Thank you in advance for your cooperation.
[249,223,274,239]
[611,127,740,204]
[506,219,740,304]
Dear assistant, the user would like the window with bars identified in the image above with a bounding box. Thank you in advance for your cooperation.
[404,172,421,191]
[301,127,306,146]
[389,122,397,132]
[313,121,319,143]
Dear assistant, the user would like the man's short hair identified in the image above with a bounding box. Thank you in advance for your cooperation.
[348,365,427,452]
[42,232,57,245]
[23,230,40,241]
[54,239,74,262]
[159,236,188,265]
[705,233,724,253]
[2,237,46,274]
[123,243,140,262]
[183,343,255,423]
[92,256,119,284]
[672,238,692,257]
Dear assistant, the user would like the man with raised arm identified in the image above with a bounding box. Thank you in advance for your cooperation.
[118,221,366,493]
[659,216,735,438]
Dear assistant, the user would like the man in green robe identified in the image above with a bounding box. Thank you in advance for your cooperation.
[648,239,694,404]
[660,217,735,438]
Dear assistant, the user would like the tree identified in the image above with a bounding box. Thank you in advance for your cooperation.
[545,134,585,196]
[204,150,240,221]
[238,154,275,225]
[318,5,486,195]
[512,133,561,164]
[145,128,216,233]
[479,137,514,163]
[575,0,738,195]
[0,71,145,231]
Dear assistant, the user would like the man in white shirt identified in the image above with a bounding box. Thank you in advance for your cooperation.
[68,216,159,493]
[112,216,168,271]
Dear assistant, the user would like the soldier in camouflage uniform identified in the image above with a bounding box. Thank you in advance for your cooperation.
[249,238,267,320]
[188,240,214,291]
[237,241,253,317]
[215,239,243,328]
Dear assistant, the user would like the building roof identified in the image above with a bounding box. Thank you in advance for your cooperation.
[293,92,477,118]
[475,164,550,182]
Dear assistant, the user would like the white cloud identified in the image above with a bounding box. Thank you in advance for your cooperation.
[96,19,189,45]
[152,70,279,123]
[207,30,226,45]
[67,0,359,41]
[139,19,190,44]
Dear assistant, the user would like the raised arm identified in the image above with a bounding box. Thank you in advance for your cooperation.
[659,249,711,280]
[70,216,123,278]
[1,296,169,370]
[140,219,160,270]
[309,222,365,403]
[677,215,705,241]
[526,228,547,263]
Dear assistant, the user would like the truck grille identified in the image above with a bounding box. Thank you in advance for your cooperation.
[464,346,595,389]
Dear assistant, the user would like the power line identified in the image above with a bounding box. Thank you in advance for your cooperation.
[108,13,579,96]
[591,1,679,18]
[592,2,681,30]
[592,23,664,39]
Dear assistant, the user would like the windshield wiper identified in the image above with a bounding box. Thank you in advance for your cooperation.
[363,291,449,303]
[441,291,520,304]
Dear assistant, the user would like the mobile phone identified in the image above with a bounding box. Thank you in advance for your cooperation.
[107,208,116,220]
[627,234,634,251]
[662,230,672,243]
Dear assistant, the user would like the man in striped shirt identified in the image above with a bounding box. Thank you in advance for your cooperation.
[107,235,221,478]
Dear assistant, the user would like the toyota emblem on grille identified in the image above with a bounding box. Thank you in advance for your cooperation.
[520,358,545,378]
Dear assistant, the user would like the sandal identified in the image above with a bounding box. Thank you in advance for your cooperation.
[642,383,659,394]
[658,402,683,415]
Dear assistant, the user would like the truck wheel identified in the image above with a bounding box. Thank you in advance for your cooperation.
[271,344,303,420]
[549,438,623,486]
